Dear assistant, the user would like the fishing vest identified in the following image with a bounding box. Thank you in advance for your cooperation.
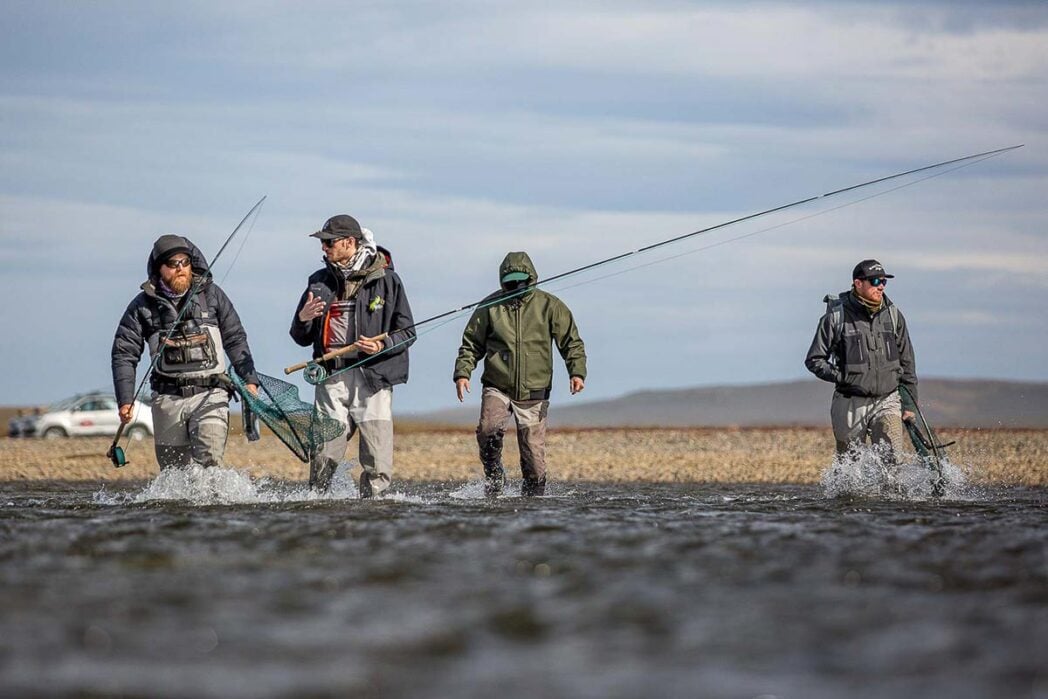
[823,292,902,397]
[149,288,227,381]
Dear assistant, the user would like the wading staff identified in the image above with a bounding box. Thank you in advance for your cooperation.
[288,144,1023,385]
[106,195,267,467]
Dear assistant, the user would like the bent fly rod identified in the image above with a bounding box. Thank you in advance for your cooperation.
[107,195,267,467]
[285,144,1023,383]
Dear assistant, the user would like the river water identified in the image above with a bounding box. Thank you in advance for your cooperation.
[0,461,1045,698]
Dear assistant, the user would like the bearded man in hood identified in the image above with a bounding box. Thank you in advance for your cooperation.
[111,234,259,470]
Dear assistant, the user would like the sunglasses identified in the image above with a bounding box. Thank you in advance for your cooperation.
[321,238,345,248]
[163,257,192,270]
[868,277,888,287]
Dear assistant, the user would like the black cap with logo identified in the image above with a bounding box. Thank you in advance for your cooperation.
[852,259,895,280]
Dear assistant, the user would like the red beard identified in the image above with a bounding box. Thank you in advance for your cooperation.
[168,272,193,295]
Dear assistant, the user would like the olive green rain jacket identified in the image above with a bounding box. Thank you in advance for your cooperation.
[454,252,587,401]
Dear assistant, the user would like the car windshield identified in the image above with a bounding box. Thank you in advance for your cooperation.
[47,394,120,413]
[45,396,81,412]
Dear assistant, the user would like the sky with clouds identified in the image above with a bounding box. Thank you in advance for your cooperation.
[1,0,1045,413]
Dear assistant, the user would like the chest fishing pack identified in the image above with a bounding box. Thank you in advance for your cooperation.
[152,289,227,379]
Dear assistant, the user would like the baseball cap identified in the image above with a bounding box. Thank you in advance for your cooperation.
[501,271,530,284]
[852,259,895,280]
[310,214,363,241]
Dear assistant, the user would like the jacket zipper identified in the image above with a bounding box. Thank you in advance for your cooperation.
[515,303,522,400]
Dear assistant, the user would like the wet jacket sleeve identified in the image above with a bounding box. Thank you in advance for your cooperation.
[289,285,318,348]
[111,299,146,407]
[551,299,587,380]
[379,272,416,357]
[454,308,489,381]
[212,285,259,386]
[804,313,842,385]
[895,310,918,405]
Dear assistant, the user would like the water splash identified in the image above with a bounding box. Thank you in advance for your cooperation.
[821,442,971,501]
[93,462,368,506]
[448,479,578,500]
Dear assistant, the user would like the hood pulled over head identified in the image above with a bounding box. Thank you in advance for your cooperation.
[147,235,210,283]
[499,251,537,288]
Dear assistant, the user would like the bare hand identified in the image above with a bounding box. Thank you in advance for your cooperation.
[298,292,326,323]
[357,335,385,355]
[246,383,259,397]
[902,410,916,423]
[118,404,134,424]
[456,378,470,402]
[570,376,585,395]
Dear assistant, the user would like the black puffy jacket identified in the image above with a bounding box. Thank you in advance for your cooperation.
[111,238,258,405]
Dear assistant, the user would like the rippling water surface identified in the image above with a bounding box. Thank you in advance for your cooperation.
[0,467,1045,698]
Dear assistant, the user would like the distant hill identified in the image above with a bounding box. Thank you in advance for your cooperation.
[407,378,1048,428]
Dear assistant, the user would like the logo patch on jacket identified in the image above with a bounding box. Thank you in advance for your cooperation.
[368,295,385,312]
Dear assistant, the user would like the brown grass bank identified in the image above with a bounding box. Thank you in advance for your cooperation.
[1,427,1046,485]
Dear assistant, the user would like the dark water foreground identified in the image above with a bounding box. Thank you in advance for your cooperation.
[0,475,1045,699]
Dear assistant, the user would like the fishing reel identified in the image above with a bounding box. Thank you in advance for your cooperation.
[303,362,329,385]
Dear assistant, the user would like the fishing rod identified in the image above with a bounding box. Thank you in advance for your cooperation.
[107,196,267,467]
[288,144,1023,384]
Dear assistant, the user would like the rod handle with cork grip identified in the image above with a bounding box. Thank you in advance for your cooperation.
[284,333,389,375]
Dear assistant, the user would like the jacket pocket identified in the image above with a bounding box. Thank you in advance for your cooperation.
[882,332,899,362]
[482,348,513,391]
[842,333,866,371]
[522,341,552,390]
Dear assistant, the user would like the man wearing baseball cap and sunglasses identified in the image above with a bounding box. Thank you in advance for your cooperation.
[805,259,918,471]
[290,214,416,497]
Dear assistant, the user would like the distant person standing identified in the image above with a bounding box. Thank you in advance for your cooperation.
[805,259,918,462]
[290,215,416,497]
[454,252,587,497]
[111,235,259,470]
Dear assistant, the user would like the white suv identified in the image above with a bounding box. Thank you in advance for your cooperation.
[36,393,154,440]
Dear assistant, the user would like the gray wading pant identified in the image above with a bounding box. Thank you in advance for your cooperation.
[312,368,393,496]
[477,386,549,495]
[831,390,906,460]
[151,388,230,470]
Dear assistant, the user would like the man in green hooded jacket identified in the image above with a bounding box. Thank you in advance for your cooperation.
[454,252,587,496]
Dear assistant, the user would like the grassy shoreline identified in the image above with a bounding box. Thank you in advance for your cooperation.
[1,427,1045,486]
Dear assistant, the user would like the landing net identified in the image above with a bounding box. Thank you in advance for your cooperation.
[229,369,344,463]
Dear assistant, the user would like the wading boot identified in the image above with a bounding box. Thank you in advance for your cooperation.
[483,463,506,498]
[359,472,386,499]
[309,457,338,494]
[521,477,546,497]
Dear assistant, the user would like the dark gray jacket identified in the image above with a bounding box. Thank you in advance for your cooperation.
[289,250,415,390]
[111,239,259,406]
[804,290,918,404]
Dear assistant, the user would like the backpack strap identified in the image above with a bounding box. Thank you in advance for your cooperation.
[888,303,900,339]
[823,294,844,344]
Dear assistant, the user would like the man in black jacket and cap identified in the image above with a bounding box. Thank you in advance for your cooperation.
[112,235,259,470]
[805,259,918,464]
[290,215,415,497]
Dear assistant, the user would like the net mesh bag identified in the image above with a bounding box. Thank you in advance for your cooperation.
[229,369,344,463]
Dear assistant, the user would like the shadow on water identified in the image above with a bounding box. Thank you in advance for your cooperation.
[0,453,1045,699]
